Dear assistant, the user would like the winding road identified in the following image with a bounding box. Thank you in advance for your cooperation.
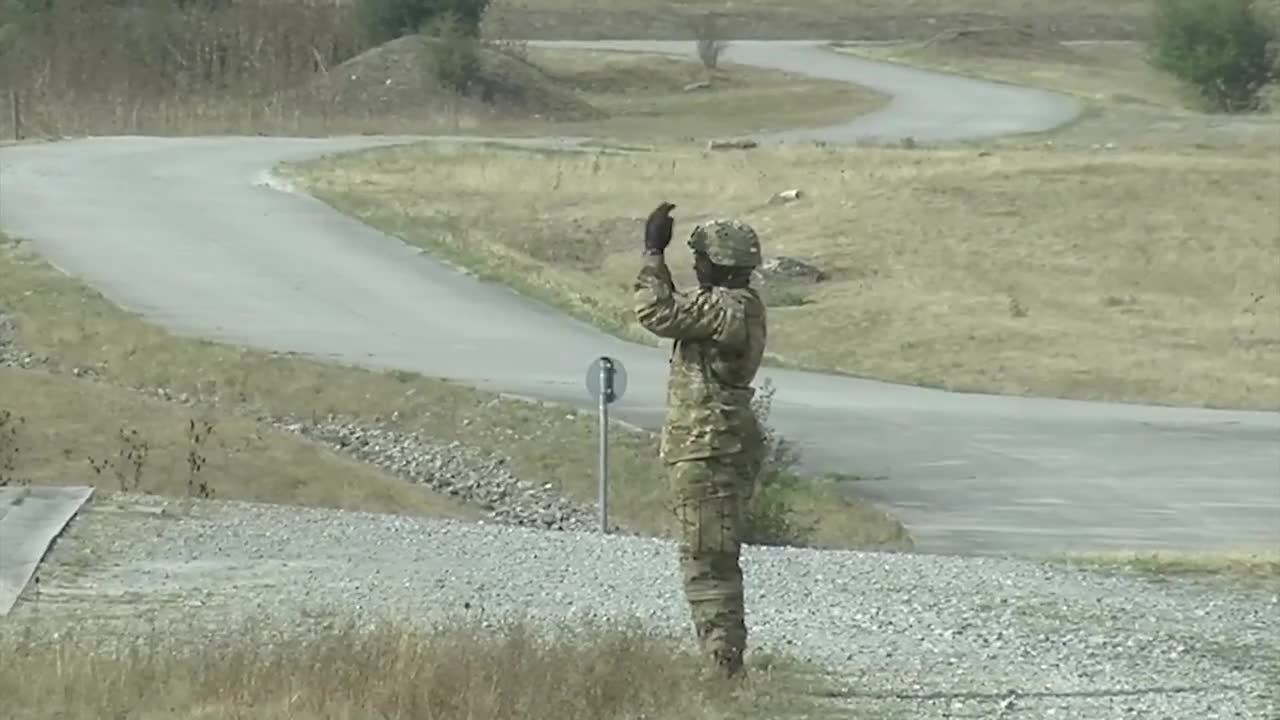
[2,41,1277,556]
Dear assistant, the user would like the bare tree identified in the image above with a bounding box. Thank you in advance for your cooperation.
[691,12,727,70]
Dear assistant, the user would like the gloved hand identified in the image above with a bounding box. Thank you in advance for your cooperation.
[644,202,676,255]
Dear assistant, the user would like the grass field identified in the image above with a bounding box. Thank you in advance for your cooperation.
[479,0,1159,41]
[0,616,834,720]
[1062,548,1280,591]
[0,368,485,521]
[838,36,1199,111]
[0,236,910,550]
[287,141,1280,411]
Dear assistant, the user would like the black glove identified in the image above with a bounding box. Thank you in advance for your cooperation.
[644,202,676,255]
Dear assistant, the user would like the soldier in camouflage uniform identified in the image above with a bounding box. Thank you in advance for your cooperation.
[633,201,768,678]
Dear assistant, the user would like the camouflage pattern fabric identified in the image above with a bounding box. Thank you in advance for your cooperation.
[633,253,768,463]
[669,453,762,674]
[633,238,767,678]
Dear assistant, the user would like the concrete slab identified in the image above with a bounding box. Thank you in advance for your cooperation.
[0,486,95,616]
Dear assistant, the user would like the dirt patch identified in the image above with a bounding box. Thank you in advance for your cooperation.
[292,36,603,124]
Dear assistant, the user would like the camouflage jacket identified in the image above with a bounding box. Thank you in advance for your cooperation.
[633,253,767,464]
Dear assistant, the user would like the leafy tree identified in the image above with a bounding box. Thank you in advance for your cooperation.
[1149,0,1278,112]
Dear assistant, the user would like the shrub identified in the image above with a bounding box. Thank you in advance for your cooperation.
[356,0,490,45]
[744,379,816,547]
[1149,0,1278,112]
[424,11,481,94]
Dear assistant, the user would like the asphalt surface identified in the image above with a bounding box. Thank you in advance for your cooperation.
[1,42,1277,556]
[535,40,1084,143]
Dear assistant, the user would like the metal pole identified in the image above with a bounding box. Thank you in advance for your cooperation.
[598,363,609,534]
[10,91,20,142]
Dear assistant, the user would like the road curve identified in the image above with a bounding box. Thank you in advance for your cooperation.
[534,40,1084,143]
[1,42,1276,556]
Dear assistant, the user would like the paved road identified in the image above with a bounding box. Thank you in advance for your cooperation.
[535,40,1083,143]
[1,42,1276,556]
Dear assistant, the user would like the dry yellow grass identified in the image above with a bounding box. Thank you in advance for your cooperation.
[0,237,909,550]
[0,617,835,720]
[1064,547,1280,589]
[288,141,1280,411]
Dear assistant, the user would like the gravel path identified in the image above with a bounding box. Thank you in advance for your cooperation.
[7,494,1277,720]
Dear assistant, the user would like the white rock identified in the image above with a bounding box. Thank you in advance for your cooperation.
[707,138,758,151]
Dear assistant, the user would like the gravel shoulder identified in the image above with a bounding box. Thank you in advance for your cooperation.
[8,494,1277,720]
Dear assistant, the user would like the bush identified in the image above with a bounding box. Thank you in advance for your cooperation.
[357,0,490,45]
[744,379,816,547]
[425,11,481,94]
[1149,0,1278,112]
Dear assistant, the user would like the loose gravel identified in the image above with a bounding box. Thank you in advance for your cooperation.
[270,415,599,532]
[0,310,44,371]
[8,494,1278,720]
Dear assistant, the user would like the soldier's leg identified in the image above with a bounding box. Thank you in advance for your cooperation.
[670,456,748,677]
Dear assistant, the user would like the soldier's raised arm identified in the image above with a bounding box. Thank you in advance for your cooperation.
[633,202,733,341]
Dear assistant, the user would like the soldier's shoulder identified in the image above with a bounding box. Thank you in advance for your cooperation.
[712,286,762,309]
[676,286,711,303]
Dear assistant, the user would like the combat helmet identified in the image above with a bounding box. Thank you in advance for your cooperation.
[687,219,762,269]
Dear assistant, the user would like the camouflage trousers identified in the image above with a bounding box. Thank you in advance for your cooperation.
[669,450,762,678]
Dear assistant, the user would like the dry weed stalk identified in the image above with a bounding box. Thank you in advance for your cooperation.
[87,427,150,494]
[0,408,29,487]
[185,418,215,500]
